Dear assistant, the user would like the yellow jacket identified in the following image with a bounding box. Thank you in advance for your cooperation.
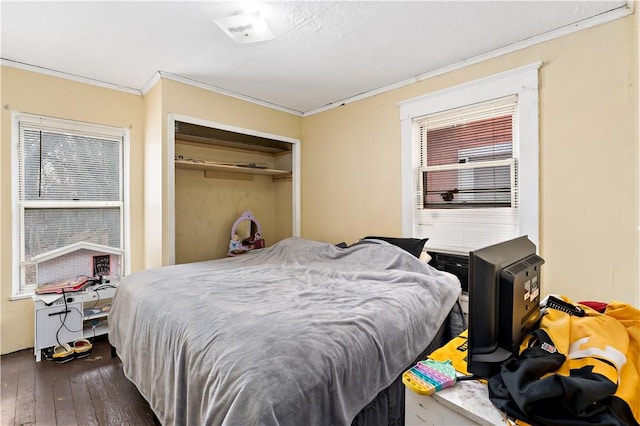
[429,297,640,425]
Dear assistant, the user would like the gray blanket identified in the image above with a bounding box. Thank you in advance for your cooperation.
[109,237,461,426]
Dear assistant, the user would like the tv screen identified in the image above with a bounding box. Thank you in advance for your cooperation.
[467,236,544,378]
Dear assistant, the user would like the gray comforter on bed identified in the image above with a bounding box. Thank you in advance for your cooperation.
[109,237,461,426]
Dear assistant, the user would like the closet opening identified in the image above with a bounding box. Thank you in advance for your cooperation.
[167,114,300,265]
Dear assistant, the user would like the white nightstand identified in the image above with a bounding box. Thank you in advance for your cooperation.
[33,284,117,361]
[405,379,507,425]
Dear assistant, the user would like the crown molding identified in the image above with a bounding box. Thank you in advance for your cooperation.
[2,1,633,117]
[141,71,162,95]
[303,2,633,117]
[156,71,303,116]
[1,59,142,96]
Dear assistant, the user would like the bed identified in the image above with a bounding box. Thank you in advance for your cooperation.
[108,237,464,426]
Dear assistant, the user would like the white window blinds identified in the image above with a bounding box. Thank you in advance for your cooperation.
[414,96,520,252]
[15,114,125,293]
[20,128,121,201]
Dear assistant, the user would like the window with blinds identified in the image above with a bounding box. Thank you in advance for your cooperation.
[417,96,517,209]
[15,114,126,294]
[413,96,520,252]
[400,63,540,255]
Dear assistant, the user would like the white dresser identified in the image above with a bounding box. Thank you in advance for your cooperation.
[33,284,117,361]
[405,379,507,425]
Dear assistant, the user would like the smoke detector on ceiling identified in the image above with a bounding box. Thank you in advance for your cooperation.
[213,11,275,44]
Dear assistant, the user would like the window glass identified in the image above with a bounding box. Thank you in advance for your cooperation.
[419,100,516,210]
[22,129,121,201]
[14,114,126,294]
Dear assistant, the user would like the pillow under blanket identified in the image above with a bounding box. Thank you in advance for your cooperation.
[361,236,428,258]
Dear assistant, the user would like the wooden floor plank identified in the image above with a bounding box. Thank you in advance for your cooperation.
[53,376,79,426]
[99,360,158,425]
[1,349,25,375]
[82,367,112,426]
[97,363,136,425]
[14,350,37,425]
[1,336,157,426]
[69,370,99,426]
[35,351,76,426]
[34,363,56,426]
[0,367,18,426]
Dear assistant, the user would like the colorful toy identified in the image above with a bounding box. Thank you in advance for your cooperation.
[402,359,457,395]
[227,210,265,256]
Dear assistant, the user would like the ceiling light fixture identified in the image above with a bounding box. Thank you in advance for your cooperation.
[213,10,275,44]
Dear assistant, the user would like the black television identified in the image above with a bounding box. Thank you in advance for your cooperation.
[467,236,545,378]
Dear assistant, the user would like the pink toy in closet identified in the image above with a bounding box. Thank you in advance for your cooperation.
[228,210,265,256]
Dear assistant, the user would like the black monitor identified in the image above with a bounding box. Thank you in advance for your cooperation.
[467,236,544,378]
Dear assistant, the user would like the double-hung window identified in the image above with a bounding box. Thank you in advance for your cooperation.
[12,113,129,296]
[400,63,540,253]
[419,96,517,210]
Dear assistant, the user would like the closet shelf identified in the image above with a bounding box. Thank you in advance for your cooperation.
[175,158,290,176]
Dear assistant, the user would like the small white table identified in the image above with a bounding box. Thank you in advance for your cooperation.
[33,284,117,361]
[405,378,507,425]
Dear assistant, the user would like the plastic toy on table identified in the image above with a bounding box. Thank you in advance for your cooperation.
[402,359,457,396]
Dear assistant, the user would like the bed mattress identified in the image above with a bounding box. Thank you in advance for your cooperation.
[109,237,462,425]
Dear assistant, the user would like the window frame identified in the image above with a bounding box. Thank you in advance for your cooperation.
[399,62,541,253]
[11,112,131,298]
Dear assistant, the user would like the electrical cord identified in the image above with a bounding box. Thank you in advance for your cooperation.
[54,289,84,347]
[87,286,102,318]
[83,282,115,343]
[59,305,84,334]
[457,374,482,381]
[52,281,116,347]
[86,285,102,343]
[54,289,67,347]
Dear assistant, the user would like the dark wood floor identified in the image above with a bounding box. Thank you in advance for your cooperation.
[1,336,159,426]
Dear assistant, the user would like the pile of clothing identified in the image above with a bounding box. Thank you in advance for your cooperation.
[428,296,639,425]
[488,297,639,426]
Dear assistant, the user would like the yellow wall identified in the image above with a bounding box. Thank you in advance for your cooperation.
[274,152,294,242]
[301,15,639,305]
[637,4,640,301]
[539,18,637,305]
[143,79,164,269]
[1,13,637,354]
[0,67,146,354]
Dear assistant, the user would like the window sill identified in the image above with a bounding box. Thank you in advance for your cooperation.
[10,292,34,301]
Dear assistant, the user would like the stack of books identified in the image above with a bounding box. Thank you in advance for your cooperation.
[35,275,91,294]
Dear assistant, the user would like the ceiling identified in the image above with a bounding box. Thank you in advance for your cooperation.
[0,1,631,115]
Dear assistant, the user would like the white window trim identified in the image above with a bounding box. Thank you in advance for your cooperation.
[11,112,131,298]
[399,62,541,251]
